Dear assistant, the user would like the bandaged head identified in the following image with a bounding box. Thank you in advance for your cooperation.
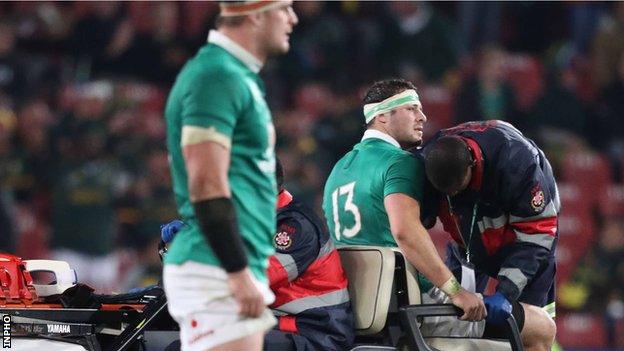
[363,89,421,124]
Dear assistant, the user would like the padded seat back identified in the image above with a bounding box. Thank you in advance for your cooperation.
[338,246,396,335]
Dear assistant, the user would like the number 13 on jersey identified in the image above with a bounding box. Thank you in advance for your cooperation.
[331,181,362,240]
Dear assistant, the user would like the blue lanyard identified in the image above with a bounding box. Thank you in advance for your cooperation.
[446,196,478,263]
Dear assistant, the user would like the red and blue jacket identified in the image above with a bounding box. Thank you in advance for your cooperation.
[268,190,354,350]
[419,120,560,303]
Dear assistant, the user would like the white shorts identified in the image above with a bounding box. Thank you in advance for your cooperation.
[163,262,276,351]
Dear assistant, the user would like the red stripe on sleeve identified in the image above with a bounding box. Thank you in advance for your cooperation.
[268,256,288,289]
[270,250,348,308]
[511,217,557,236]
[481,227,516,255]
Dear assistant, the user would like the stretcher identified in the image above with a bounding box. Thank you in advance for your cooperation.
[2,288,178,351]
[0,254,178,351]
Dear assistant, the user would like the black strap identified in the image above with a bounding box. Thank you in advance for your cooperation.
[193,197,248,273]
[59,283,101,309]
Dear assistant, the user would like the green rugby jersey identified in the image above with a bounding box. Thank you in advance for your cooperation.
[322,130,423,247]
[164,31,276,282]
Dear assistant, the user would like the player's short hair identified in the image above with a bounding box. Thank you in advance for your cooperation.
[424,136,474,194]
[363,78,417,105]
[215,14,247,28]
[276,157,284,192]
[363,78,417,128]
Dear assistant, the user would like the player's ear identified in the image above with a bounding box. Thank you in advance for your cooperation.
[247,12,265,27]
[376,113,389,125]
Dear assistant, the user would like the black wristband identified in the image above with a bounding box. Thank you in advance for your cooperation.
[192,198,248,273]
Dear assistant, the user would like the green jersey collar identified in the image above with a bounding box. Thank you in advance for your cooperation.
[361,129,400,148]
[208,30,262,73]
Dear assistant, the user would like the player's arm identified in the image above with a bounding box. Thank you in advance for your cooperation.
[184,139,242,270]
[184,139,264,317]
[384,194,451,287]
[497,159,558,303]
[384,156,485,321]
[384,194,485,321]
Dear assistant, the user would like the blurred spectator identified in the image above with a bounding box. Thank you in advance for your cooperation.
[381,1,457,82]
[454,45,519,124]
[1,99,55,260]
[70,3,180,83]
[504,2,567,54]
[282,2,349,85]
[134,148,178,244]
[11,98,57,203]
[591,2,624,91]
[49,83,131,292]
[70,2,123,79]
[559,217,624,347]
[595,53,624,178]
[0,99,16,252]
[343,2,387,86]
[178,2,219,50]
[567,2,606,54]
[100,17,162,82]
[530,53,587,137]
[457,2,502,58]
[311,91,363,167]
[0,20,27,102]
[151,2,191,84]
[49,126,128,292]
[52,81,113,161]
[569,218,624,313]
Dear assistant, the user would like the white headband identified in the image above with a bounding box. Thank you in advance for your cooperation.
[363,89,420,123]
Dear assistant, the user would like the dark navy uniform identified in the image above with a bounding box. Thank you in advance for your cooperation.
[418,120,559,317]
[264,190,354,351]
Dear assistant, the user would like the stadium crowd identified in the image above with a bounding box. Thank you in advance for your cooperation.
[0,1,622,348]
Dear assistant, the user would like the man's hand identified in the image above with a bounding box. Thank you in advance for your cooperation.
[227,268,265,318]
[484,292,512,326]
[449,288,487,321]
[160,220,186,244]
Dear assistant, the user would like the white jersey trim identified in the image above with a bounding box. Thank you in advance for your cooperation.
[362,129,401,148]
[208,30,263,73]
